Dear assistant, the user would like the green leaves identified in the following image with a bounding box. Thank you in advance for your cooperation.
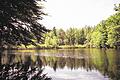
[0,0,47,48]
[44,28,59,47]
[107,25,120,47]
[91,11,120,48]
[114,4,120,12]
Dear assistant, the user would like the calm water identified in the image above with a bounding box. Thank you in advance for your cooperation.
[0,49,120,80]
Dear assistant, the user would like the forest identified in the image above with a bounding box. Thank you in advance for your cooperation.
[0,0,119,50]
[43,4,120,49]
[0,0,120,80]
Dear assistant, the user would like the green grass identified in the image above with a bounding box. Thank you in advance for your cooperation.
[59,45,86,49]
[18,44,86,49]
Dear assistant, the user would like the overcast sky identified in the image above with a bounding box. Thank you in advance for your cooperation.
[40,0,119,30]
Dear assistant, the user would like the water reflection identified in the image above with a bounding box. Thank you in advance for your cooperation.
[0,50,51,80]
[0,49,120,80]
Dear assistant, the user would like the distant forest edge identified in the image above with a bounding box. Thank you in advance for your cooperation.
[39,4,120,49]
[0,2,120,50]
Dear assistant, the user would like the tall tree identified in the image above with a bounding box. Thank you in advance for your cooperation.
[44,29,59,47]
[106,12,120,48]
[57,29,66,45]
[79,28,86,45]
[0,0,47,48]
[53,27,57,36]
[66,28,76,45]
[99,21,108,47]
[74,28,80,45]
[84,26,93,47]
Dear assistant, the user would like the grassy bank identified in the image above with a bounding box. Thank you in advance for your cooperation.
[16,44,87,50]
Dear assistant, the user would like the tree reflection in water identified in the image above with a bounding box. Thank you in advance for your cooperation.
[40,49,120,80]
[0,49,120,80]
[0,50,51,80]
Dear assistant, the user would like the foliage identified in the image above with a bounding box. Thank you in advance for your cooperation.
[43,4,120,49]
[84,26,93,47]
[0,62,51,80]
[43,9,120,49]
[114,4,120,12]
[90,5,120,48]
[107,25,120,48]
[91,21,108,48]
[0,0,48,48]
[79,28,86,45]
[66,28,76,45]
[44,27,59,47]
[57,29,66,45]
[91,29,102,47]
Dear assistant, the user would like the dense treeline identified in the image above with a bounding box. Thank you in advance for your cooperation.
[44,4,120,49]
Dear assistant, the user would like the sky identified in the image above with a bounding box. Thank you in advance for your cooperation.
[40,0,119,30]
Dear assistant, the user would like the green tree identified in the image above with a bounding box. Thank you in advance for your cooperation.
[57,29,66,45]
[79,28,86,45]
[90,21,108,48]
[91,28,102,47]
[107,25,120,48]
[106,13,120,48]
[74,28,81,45]
[84,26,93,47]
[0,0,47,48]
[66,28,76,45]
[99,21,108,47]
[114,4,120,12]
[105,7,120,48]
[44,28,59,47]
[53,27,57,36]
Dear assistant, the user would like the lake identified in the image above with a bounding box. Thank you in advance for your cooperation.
[0,49,120,80]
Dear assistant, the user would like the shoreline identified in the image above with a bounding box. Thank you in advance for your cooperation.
[0,45,117,50]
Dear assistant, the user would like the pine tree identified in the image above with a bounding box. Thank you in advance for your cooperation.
[0,0,47,48]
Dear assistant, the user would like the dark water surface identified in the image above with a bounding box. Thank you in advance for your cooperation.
[0,49,120,80]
